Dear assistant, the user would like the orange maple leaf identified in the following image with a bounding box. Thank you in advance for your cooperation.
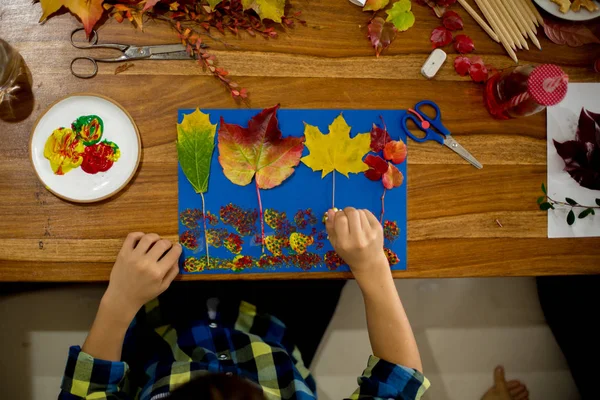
[39,0,105,37]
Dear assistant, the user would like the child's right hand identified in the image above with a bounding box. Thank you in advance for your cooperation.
[325,207,389,280]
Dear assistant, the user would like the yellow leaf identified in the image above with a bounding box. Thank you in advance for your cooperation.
[241,0,285,22]
[39,0,104,37]
[301,114,371,178]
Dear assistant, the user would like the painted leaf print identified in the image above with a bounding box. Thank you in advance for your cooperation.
[301,114,371,178]
[217,105,304,190]
[177,109,217,194]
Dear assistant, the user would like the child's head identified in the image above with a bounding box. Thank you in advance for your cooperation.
[169,373,266,400]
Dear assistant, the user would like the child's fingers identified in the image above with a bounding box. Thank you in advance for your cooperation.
[334,210,350,241]
[123,232,145,250]
[325,209,338,244]
[161,263,180,290]
[364,209,381,230]
[343,207,362,234]
[158,243,182,273]
[359,210,371,232]
[147,239,173,261]
[134,233,161,255]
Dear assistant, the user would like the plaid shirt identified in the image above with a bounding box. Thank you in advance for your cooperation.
[60,297,429,400]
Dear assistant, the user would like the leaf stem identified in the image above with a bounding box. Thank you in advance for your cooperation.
[255,179,265,253]
[200,192,210,267]
[332,170,336,209]
[380,188,387,223]
[547,195,600,209]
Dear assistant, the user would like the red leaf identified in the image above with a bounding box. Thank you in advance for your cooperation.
[382,163,404,189]
[430,26,453,49]
[469,57,488,83]
[370,122,391,152]
[543,20,600,47]
[442,10,463,31]
[454,34,475,54]
[368,17,398,57]
[364,154,389,181]
[383,140,407,164]
[143,0,161,11]
[454,56,471,76]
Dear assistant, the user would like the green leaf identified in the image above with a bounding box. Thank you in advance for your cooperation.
[537,196,545,205]
[540,202,552,211]
[177,109,217,194]
[541,183,546,194]
[207,0,223,9]
[592,209,596,215]
[567,210,575,225]
[386,0,415,31]
[364,0,390,11]
[241,0,285,22]
[565,197,578,206]
[578,208,593,219]
[596,199,600,206]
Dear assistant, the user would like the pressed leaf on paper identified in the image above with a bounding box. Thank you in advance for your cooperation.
[39,0,104,36]
[368,17,398,57]
[386,0,415,32]
[370,121,392,152]
[177,109,217,194]
[241,0,285,22]
[382,162,404,189]
[301,114,371,178]
[383,140,407,164]
[218,105,304,189]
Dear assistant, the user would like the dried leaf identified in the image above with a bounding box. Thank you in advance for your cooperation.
[207,0,223,10]
[383,140,407,164]
[386,0,416,32]
[430,26,453,48]
[454,34,475,54]
[442,10,463,31]
[241,0,285,22]
[177,109,217,193]
[114,62,135,75]
[382,162,404,189]
[544,20,600,47]
[454,55,471,76]
[301,114,371,178]
[364,0,390,11]
[143,0,161,11]
[218,105,304,189]
[469,56,488,82]
[370,121,392,152]
[368,17,398,57]
[39,0,104,37]
[364,154,389,181]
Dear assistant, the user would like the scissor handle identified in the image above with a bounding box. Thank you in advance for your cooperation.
[70,57,98,79]
[401,111,444,145]
[70,28,129,51]
[413,100,451,137]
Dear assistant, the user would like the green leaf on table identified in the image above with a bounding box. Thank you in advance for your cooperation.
[386,0,415,32]
[578,208,593,219]
[565,197,578,206]
[364,0,390,11]
[537,196,546,205]
[540,202,553,211]
[567,210,575,225]
[241,0,285,22]
[177,109,217,194]
[541,183,547,194]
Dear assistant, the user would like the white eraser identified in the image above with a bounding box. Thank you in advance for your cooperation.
[421,48,447,79]
[348,0,367,6]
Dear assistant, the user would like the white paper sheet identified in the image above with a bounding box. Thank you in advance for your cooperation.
[547,83,600,238]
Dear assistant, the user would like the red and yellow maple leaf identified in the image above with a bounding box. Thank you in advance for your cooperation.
[39,0,105,37]
[218,105,304,248]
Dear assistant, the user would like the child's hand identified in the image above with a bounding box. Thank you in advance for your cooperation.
[325,207,389,279]
[103,233,182,320]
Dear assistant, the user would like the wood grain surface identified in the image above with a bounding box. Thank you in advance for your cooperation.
[1,0,599,281]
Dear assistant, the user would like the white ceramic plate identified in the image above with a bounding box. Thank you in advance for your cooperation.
[30,94,141,202]
[534,0,600,21]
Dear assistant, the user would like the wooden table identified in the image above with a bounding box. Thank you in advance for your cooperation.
[1,0,599,281]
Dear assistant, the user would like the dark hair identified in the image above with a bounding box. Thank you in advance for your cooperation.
[168,373,266,400]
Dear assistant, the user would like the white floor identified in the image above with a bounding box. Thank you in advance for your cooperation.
[0,278,580,400]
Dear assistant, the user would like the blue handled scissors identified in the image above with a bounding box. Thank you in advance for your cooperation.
[401,100,483,169]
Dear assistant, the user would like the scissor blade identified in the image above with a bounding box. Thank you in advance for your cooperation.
[443,136,483,169]
[147,44,187,54]
[148,51,194,60]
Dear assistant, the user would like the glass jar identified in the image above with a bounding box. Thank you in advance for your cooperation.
[0,38,34,122]
[484,64,568,120]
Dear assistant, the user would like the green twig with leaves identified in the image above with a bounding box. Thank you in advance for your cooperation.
[538,183,600,226]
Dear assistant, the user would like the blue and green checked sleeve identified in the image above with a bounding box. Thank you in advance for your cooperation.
[59,346,131,399]
[348,355,430,400]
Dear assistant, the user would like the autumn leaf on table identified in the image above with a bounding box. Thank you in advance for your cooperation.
[207,0,224,10]
[386,0,415,32]
[241,0,285,22]
[177,109,217,265]
[218,105,304,248]
[364,0,390,11]
[368,17,398,57]
[302,114,371,209]
[39,0,104,37]
[543,19,600,47]
[143,0,161,11]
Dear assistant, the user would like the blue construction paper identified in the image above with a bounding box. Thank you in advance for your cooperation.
[178,108,407,275]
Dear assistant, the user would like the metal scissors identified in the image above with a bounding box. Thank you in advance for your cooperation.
[400,100,483,169]
[70,28,206,79]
